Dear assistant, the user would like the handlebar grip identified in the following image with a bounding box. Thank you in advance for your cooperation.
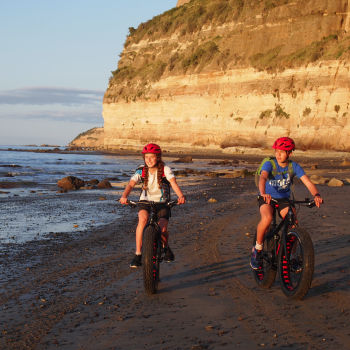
[126,199,137,207]
[307,201,316,208]
[167,200,178,208]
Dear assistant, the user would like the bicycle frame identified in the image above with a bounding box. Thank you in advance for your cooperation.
[268,203,296,265]
[254,196,316,299]
[127,199,178,294]
[268,198,315,265]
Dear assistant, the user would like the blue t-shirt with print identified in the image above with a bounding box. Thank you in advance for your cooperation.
[260,159,305,199]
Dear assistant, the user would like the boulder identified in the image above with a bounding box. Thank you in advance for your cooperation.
[310,175,329,185]
[57,176,85,190]
[0,182,19,189]
[340,159,350,166]
[220,168,249,178]
[173,156,193,163]
[86,179,99,186]
[97,179,112,189]
[328,178,344,187]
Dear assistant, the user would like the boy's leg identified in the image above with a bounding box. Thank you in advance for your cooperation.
[251,203,273,270]
[256,204,273,245]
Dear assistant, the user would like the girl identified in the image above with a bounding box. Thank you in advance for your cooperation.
[120,143,186,268]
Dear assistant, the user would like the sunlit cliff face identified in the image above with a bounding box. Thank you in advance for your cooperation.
[176,0,190,7]
[72,0,350,152]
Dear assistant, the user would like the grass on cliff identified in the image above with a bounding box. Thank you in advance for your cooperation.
[126,0,297,45]
[126,0,247,45]
[250,34,350,71]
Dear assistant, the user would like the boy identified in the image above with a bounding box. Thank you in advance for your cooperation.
[251,137,323,270]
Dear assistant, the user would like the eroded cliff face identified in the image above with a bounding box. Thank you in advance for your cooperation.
[75,0,350,152]
[103,61,350,151]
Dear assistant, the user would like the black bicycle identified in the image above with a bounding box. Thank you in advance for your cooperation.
[252,196,315,300]
[128,200,178,295]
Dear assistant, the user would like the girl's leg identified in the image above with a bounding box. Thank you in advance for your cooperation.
[136,210,149,254]
[159,218,174,261]
[256,204,273,245]
[158,218,169,246]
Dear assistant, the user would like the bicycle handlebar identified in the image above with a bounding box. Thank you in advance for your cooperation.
[126,199,179,209]
[258,195,316,208]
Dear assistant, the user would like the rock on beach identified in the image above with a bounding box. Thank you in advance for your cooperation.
[328,178,344,187]
[57,176,85,191]
[97,179,112,189]
[310,175,329,185]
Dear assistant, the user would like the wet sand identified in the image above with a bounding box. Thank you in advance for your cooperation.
[1,155,350,350]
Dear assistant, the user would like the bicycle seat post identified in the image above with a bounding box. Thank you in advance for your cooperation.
[272,204,277,229]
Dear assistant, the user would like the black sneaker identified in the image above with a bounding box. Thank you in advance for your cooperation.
[164,246,175,262]
[130,254,142,268]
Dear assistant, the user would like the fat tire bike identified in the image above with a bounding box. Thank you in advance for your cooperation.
[252,196,316,300]
[128,200,178,295]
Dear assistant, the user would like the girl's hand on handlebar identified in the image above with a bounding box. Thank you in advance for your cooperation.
[314,194,323,208]
[119,197,128,205]
[177,195,186,205]
[261,194,271,204]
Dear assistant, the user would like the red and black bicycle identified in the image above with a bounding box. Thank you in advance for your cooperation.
[128,200,178,295]
[252,196,315,300]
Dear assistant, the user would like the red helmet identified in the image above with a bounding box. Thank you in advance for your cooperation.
[142,143,161,154]
[272,137,295,151]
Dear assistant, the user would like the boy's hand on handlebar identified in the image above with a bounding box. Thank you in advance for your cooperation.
[314,194,323,208]
[119,197,128,205]
[177,195,186,205]
[261,194,271,204]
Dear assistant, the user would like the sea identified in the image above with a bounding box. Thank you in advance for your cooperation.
[0,146,218,245]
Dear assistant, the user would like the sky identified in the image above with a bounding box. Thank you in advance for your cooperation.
[0,0,177,146]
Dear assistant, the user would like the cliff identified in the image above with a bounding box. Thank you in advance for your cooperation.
[71,0,350,152]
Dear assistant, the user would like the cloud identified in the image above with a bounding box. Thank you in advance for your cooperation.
[0,105,103,124]
[0,87,104,106]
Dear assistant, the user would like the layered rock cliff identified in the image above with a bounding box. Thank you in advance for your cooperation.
[71,0,350,152]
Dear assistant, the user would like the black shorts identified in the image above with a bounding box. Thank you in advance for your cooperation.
[258,196,291,213]
[138,202,170,220]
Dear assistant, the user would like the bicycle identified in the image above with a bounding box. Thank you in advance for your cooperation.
[127,199,178,295]
[252,196,316,300]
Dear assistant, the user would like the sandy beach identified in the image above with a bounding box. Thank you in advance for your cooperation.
[1,153,350,350]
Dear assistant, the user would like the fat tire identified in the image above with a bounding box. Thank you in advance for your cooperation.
[252,231,277,288]
[142,226,160,295]
[278,227,314,300]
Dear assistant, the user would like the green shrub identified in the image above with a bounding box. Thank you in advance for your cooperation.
[303,107,311,117]
[275,104,290,119]
[259,109,273,119]
[182,41,219,71]
[250,46,283,71]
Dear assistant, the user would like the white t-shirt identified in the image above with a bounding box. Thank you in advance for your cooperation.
[131,165,174,202]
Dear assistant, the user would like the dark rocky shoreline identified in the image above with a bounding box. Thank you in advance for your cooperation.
[1,154,350,349]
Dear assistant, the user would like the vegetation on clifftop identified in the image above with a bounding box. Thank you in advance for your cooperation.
[104,0,350,103]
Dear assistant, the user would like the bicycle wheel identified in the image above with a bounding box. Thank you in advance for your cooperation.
[252,231,277,288]
[142,226,160,295]
[278,227,314,300]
